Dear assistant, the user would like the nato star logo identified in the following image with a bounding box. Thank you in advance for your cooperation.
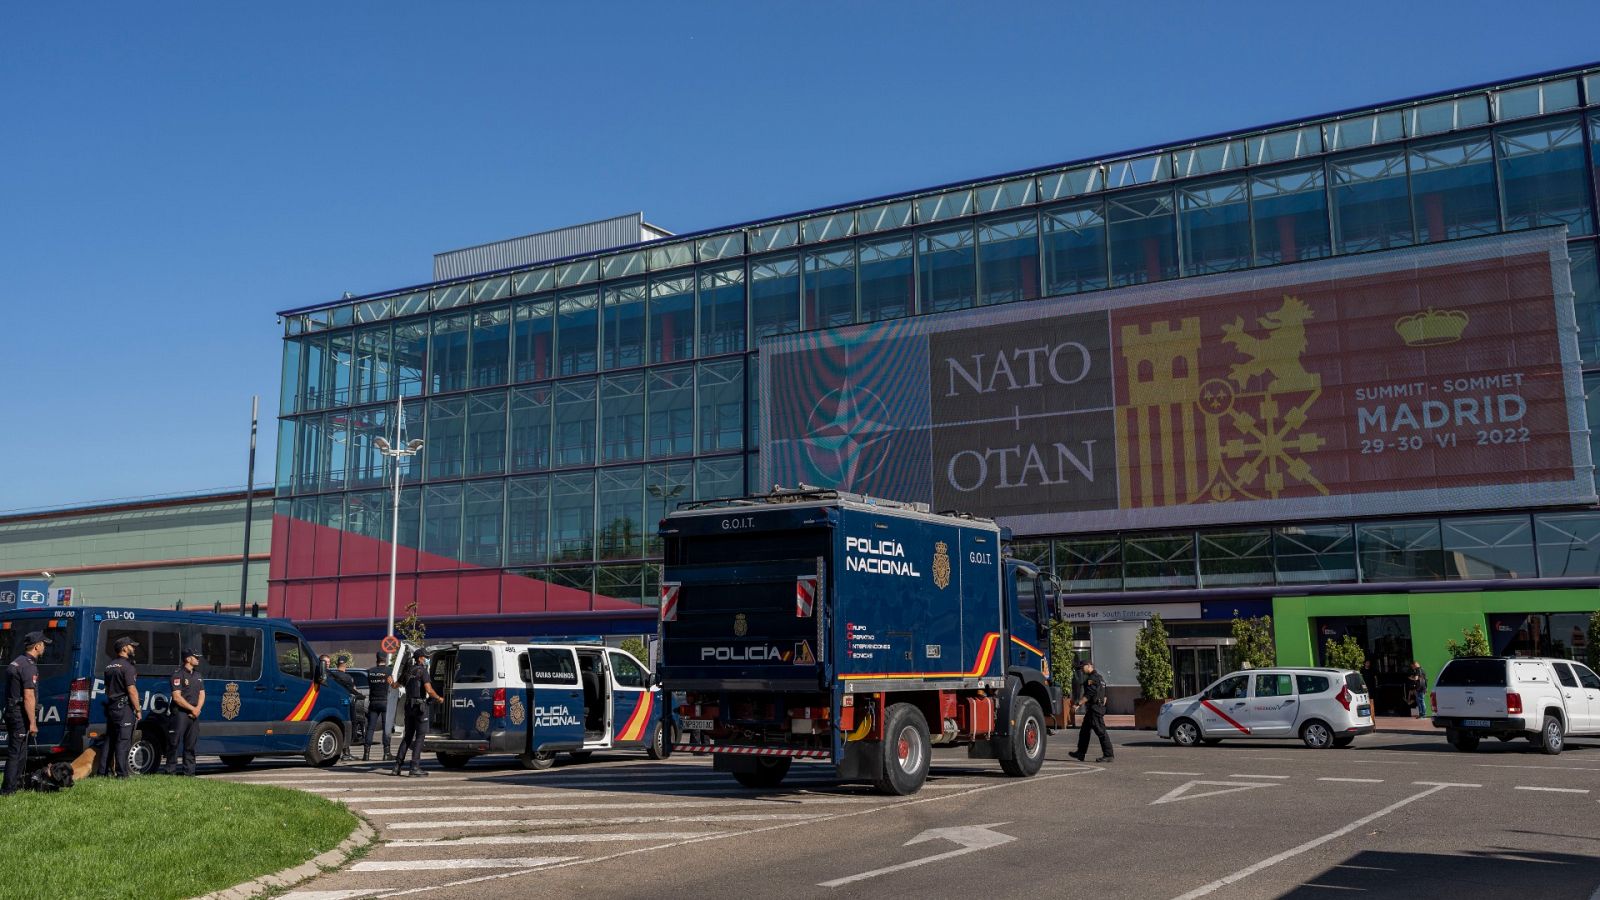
[801,382,898,487]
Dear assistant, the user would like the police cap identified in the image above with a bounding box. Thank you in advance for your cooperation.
[113,636,140,650]
[183,648,205,660]
[411,648,428,660]
[21,631,51,647]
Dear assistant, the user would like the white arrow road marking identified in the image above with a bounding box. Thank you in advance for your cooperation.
[387,831,721,847]
[352,857,577,872]
[1150,780,1280,805]
[818,823,1016,888]
[387,813,823,829]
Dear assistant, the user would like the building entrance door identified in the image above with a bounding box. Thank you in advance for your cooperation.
[1171,642,1225,699]
[1315,616,1414,716]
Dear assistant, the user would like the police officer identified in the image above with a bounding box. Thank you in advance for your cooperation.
[2,631,49,795]
[96,636,141,778]
[165,649,205,776]
[365,653,395,762]
[392,648,442,778]
[326,656,364,761]
[1068,660,1114,763]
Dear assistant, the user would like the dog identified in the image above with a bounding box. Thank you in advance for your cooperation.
[25,762,74,792]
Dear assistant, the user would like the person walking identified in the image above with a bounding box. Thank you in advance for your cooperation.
[326,656,365,761]
[96,636,141,778]
[1408,661,1430,718]
[1067,658,1086,728]
[1067,660,1114,763]
[164,649,205,776]
[2,631,49,795]
[365,653,395,762]
[392,648,442,778]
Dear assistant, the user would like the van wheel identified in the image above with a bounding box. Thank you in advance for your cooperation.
[305,722,343,766]
[732,757,791,789]
[129,731,160,775]
[999,697,1047,778]
[1300,720,1333,749]
[1171,719,1202,747]
[517,750,556,770]
[1539,716,1564,755]
[436,752,472,769]
[1450,732,1480,752]
[218,755,254,771]
[646,723,670,760]
[875,703,932,794]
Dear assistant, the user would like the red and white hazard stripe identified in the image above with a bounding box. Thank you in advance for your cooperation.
[659,582,681,622]
[673,744,830,759]
[795,575,817,618]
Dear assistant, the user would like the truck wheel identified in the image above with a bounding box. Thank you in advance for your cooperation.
[305,722,344,767]
[436,752,472,769]
[646,723,670,760]
[1171,718,1201,747]
[217,755,254,771]
[1538,716,1564,755]
[875,703,932,795]
[517,750,556,770]
[999,697,1047,777]
[732,757,791,789]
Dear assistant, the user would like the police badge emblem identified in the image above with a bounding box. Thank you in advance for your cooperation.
[733,613,748,637]
[475,711,491,733]
[932,541,952,590]
[221,683,241,720]
[509,694,525,725]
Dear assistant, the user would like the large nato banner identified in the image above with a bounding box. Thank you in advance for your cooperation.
[759,229,1594,534]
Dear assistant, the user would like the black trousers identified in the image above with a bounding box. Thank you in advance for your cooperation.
[1076,708,1113,758]
[364,705,390,759]
[97,703,136,777]
[347,706,367,757]
[2,706,27,794]
[395,705,428,773]
[165,714,198,776]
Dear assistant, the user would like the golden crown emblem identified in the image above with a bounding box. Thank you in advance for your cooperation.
[1394,307,1468,346]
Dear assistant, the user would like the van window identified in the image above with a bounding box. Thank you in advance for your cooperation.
[275,633,310,680]
[1437,658,1507,687]
[1297,674,1331,694]
[149,624,183,669]
[0,619,76,677]
[609,651,647,688]
[454,649,495,684]
[102,628,151,666]
[1555,663,1580,689]
[526,649,578,685]
[1255,673,1293,697]
[193,627,263,682]
[1344,673,1368,694]
[1207,674,1250,700]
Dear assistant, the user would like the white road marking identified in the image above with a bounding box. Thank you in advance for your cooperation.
[1144,771,1204,776]
[1299,883,1365,891]
[1227,774,1291,779]
[818,823,1015,888]
[1513,786,1590,794]
[387,831,721,847]
[1169,783,1457,900]
[1412,781,1481,788]
[1345,759,1419,765]
[1333,864,1394,871]
[1317,778,1384,784]
[387,813,824,829]
[279,892,390,899]
[352,857,576,872]
[1150,780,1280,805]
[360,797,885,815]
[1477,764,1600,773]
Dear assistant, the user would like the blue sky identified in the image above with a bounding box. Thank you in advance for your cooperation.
[3,1,1598,511]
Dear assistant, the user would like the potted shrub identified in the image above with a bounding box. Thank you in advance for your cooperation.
[1231,613,1277,669]
[1133,613,1174,729]
[1446,623,1491,658]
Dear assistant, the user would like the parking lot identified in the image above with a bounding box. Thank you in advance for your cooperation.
[194,728,1600,900]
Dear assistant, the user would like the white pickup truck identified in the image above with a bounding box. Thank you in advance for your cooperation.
[1432,656,1600,754]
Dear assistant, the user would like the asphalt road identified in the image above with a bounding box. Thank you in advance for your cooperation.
[200,729,1600,900]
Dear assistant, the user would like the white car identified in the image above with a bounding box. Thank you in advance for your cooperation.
[1432,656,1600,754]
[1157,667,1375,749]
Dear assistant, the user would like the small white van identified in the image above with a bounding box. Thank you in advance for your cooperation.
[1157,667,1374,749]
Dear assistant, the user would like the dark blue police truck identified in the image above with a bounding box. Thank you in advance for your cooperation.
[657,488,1061,795]
[0,606,352,773]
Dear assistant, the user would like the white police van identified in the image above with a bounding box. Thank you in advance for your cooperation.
[417,641,669,769]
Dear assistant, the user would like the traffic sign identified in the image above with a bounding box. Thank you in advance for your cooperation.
[381,634,400,655]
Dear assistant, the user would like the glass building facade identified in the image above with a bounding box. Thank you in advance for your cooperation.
[272,63,1600,637]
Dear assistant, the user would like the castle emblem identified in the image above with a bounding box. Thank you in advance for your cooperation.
[221,683,241,721]
[932,541,951,590]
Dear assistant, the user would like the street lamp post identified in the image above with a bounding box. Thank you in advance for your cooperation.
[373,394,424,646]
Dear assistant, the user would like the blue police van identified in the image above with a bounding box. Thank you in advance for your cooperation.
[0,606,352,773]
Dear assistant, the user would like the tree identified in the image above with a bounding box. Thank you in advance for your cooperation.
[1231,614,1276,669]
[1588,611,1600,672]
[396,598,426,646]
[1445,624,1491,658]
[1134,614,1174,700]
[620,636,648,664]
[1323,634,1366,671]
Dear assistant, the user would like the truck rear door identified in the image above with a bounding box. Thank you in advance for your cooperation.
[1434,658,1509,719]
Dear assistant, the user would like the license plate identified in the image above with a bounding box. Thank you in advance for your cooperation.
[1462,719,1491,728]
[1357,705,1371,717]
[681,718,715,731]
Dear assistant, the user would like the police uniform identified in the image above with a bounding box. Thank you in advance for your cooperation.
[1072,668,1114,762]
[97,640,140,778]
[365,659,392,761]
[165,652,204,776]
[327,667,364,760]
[393,654,431,777]
[3,633,46,795]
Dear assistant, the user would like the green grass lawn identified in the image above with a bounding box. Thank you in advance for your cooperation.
[0,775,358,900]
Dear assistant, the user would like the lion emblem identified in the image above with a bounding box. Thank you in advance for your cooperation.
[509,694,525,725]
[475,711,491,733]
[734,613,748,637]
[221,683,241,721]
[1220,295,1320,393]
[932,541,951,590]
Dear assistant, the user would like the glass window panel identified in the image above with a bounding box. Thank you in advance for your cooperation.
[513,299,554,383]
[695,456,745,501]
[1586,372,1600,475]
[1107,189,1178,286]
[600,373,645,463]
[597,466,644,560]
[917,189,973,224]
[307,310,330,332]
[469,305,511,387]
[1055,537,1121,592]
[1497,117,1594,236]
[1247,125,1322,165]
[557,259,598,287]
[512,267,554,296]
[1042,200,1108,295]
[747,358,760,449]
[550,471,595,562]
[646,461,693,555]
[1010,540,1051,569]
[553,378,597,467]
[1179,178,1251,275]
[396,400,424,484]
[389,484,421,551]
[1252,163,1331,266]
[977,178,1037,213]
[1408,96,1490,137]
[280,339,304,416]
[1535,511,1600,577]
[1039,166,1102,201]
[698,358,745,453]
[1174,140,1246,178]
[918,224,977,312]
[393,321,427,398]
[1198,529,1273,586]
[804,245,857,329]
[601,251,645,281]
[466,390,507,477]
[649,273,695,364]
[343,490,387,544]
[749,221,799,254]
[509,385,552,473]
[750,255,802,340]
[506,475,550,566]
[1331,149,1414,253]
[1123,531,1195,590]
[429,313,470,393]
[698,265,746,355]
[327,331,353,407]
[858,234,915,321]
[646,240,694,271]
[422,484,463,561]
[1106,153,1169,188]
[1442,515,1535,579]
[1589,74,1600,105]
[320,411,347,492]
[696,232,745,261]
[977,213,1040,305]
[858,200,913,234]
[471,276,510,305]
[547,565,594,607]
[1408,133,1498,242]
[286,315,305,336]
[1495,79,1580,120]
[356,298,390,323]
[1324,111,1405,150]
[601,280,647,370]
[1357,520,1444,582]
[275,417,297,492]
[425,397,465,480]
[347,405,390,488]
[393,291,429,317]
[647,366,694,458]
[353,325,393,405]
[1274,524,1357,584]
[555,288,599,376]
[300,336,328,410]
[462,480,504,568]
[597,565,646,608]
[801,211,855,243]
[432,284,469,310]
[1571,242,1600,364]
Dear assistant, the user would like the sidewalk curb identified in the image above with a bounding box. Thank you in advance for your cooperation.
[197,817,376,900]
